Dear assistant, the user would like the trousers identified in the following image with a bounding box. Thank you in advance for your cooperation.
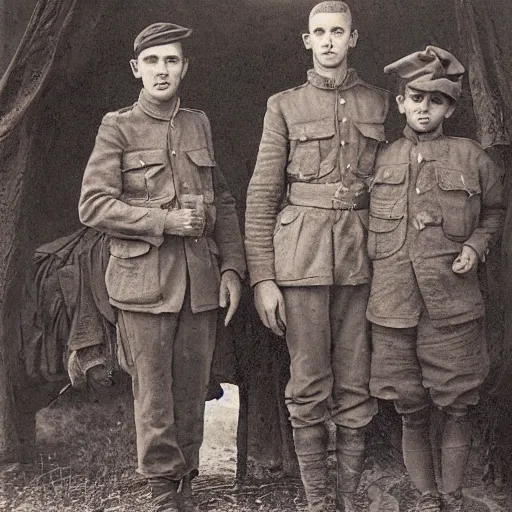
[282,284,377,429]
[117,300,217,479]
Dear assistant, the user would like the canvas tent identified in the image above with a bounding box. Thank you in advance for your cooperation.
[0,0,512,481]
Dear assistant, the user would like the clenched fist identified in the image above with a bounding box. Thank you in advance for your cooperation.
[164,208,205,237]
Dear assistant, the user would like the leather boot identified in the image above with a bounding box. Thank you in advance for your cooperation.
[336,426,366,512]
[149,477,180,512]
[178,473,199,512]
[293,424,334,512]
[440,489,464,512]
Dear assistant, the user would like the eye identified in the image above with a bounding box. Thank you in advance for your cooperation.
[410,94,423,103]
[144,56,158,64]
[430,95,445,105]
[313,28,325,36]
[332,28,345,36]
[165,57,180,64]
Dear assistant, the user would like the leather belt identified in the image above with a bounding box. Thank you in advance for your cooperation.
[288,182,369,210]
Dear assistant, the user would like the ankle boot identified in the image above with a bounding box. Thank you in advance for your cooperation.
[149,477,180,512]
[293,424,334,512]
[440,489,463,512]
[335,426,366,511]
[178,473,199,512]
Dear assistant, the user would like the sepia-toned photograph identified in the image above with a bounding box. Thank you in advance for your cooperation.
[1,1,511,511]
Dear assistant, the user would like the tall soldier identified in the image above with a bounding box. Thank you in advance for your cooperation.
[79,23,245,512]
[245,2,389,511]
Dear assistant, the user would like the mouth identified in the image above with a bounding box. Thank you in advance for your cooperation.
[154,82,170,90]
[417,117,430,124]
[323,51,336,56]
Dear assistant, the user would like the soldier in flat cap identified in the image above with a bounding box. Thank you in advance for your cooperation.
[367,46,503,512]
[245,2,389,510]
[79,23,245,512]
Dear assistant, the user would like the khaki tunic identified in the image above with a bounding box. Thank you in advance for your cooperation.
[367,125,504,328]
[79,90,246,313]
[245,69,389,287]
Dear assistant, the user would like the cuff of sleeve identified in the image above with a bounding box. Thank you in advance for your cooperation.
[463,237,489,262]
[249,269,277,287]
[220,261,247,280]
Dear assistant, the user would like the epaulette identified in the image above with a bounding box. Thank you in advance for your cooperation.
[274,82,309,97]
[447,135,483,148]
[180,107,207,117]
[357,80,392,96]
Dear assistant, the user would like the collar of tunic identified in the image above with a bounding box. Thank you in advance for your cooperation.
[403,123,444,144]
[137,88,180,121]
[307,68,359,90]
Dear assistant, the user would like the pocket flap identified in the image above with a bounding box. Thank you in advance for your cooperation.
[288,119,335,141]
[110,238,151,258]
[436,167,481,194]
[122,149,167,170]
[369,215,403,233]
[186,147,216,167]
[279,207,301,225]
[371,164,407,186]
[353,122,386,142]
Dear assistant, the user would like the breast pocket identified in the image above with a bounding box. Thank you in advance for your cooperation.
[121,149,170,201]
[436,167,481,241]
[287,119,335,180]
[185,147,216,204]
[369,163,407,219]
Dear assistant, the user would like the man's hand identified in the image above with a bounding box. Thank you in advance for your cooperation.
[254,280,287,337]
[452,245,479,274]
[164,209,205,237]
[219,270,242,326]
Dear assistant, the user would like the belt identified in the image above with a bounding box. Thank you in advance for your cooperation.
[288,182,369,210]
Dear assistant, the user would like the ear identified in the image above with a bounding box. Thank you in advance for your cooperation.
[349,29,359,48]
[130,59,140,79]
[396,94,406,114]
[181,58,189,80]
[444,103,456,119]
[302,33,312,50]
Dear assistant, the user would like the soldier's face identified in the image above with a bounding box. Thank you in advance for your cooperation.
[130,43,188,103]
[397,87,456,133]
[303,12,358,71]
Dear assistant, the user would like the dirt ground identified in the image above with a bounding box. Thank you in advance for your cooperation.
[1,381,511,511]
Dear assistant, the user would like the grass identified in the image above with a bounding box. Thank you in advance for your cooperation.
[1,378,511,511]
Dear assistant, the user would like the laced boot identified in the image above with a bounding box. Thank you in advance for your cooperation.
[149,477,180,512]
[294,424,334,512]
[335,426,366,512]
[178,473,199,512]
[415,490,442,512]
[441,489,464,512]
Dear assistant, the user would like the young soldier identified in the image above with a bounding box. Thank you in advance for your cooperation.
[367,46,503,512]
[245,2,388,510]
[79,23,245,512]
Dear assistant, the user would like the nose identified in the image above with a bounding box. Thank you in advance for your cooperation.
[156,59,168,75]
[321,33,333,47]
[418,97,429,112]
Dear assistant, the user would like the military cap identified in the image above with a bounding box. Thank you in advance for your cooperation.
[309,1,351,19]
[384,46,465,101]
[134,22,193,57]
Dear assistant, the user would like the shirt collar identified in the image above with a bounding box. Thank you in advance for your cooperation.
[403,123,445,144]
[137,88,180,121]
[307,68,359,90]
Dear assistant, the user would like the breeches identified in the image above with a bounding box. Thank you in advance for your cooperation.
[117,303,217,479]
[282,284,376,429]
[370,313,489,415]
